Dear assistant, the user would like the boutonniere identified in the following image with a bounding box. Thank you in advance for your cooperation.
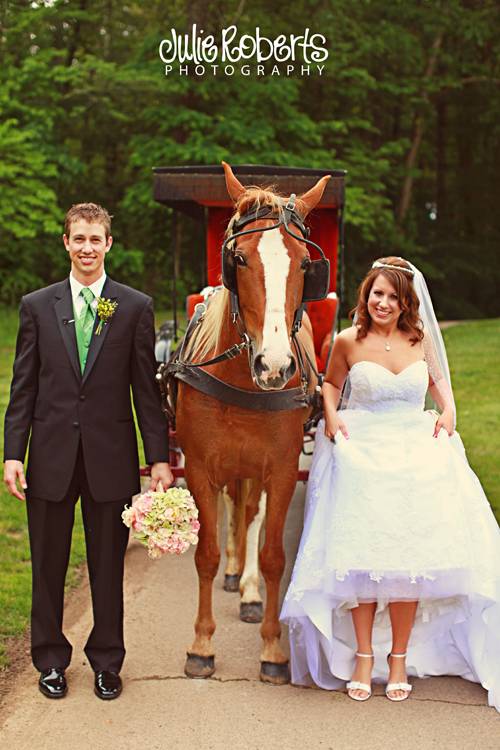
[95,297,118,335]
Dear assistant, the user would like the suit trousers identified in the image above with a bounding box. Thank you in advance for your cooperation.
[26,444,130,673]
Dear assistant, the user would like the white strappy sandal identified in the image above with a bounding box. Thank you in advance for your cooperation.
[386,653,412,702]
[346,652,374,702]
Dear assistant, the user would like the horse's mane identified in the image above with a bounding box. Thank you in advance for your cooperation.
[183,288,230,361]
[225,186,286,238]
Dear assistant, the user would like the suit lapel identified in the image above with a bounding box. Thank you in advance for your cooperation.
[82,277,119,385]
[54,280,81,382]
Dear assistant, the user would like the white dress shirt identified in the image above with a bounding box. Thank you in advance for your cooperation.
[69,272,107,319]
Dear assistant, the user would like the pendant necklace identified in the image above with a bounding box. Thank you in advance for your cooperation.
[385,339,391,352]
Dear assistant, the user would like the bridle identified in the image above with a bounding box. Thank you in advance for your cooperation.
[159,193,327,418]
[222,193,330,333]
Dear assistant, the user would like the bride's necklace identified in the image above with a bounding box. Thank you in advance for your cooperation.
[371,326,394,351]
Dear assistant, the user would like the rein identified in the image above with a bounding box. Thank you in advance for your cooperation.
[176,302,252,369]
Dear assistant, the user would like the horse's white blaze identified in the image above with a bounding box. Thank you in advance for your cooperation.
[257,230,291,376]
[240,491,266,604]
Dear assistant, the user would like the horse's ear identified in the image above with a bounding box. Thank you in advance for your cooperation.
[222,161,245,204]
[296,175,331,218]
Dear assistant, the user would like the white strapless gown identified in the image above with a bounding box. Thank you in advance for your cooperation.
[280,360,500,710]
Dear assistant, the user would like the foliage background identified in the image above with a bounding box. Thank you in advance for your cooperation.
[0,0,499,314]
[0,0,499,667]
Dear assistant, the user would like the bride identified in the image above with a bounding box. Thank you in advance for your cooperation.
[280,257,500,708]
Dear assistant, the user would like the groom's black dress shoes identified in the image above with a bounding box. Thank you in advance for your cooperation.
[39,668,67,699]
[94,670,122,700]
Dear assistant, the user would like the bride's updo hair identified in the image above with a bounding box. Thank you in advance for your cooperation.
[351,256,424,344]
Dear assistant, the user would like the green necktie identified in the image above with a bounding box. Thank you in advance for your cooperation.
[75,287,95,372]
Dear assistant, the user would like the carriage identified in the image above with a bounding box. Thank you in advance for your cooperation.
[147,163,347,684]
[151,164,346,480]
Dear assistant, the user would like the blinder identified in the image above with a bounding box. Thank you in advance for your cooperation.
[221,194,330,307]
[302,257,330,302]
[222,247,238,297]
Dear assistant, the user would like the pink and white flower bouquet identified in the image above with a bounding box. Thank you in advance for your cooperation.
[122,487,200,559]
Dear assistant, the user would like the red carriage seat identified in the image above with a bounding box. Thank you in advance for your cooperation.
[186,293,205,320]
[306,293,338,373]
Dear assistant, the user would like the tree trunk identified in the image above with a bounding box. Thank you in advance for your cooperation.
[436,94,447,222]
[396,32,444,226]
[174,213,182,283]
[66,0,88,67]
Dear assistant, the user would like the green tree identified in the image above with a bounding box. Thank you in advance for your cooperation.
[0,0,498,315]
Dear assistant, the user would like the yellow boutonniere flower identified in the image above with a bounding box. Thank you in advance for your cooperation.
[95,297,118,335]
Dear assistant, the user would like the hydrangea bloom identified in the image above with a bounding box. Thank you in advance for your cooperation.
[122,487,200,558]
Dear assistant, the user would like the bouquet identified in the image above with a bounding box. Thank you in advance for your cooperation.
[122,487,200,559]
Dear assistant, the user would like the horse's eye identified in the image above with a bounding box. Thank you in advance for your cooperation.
[234,253,247,267]
[301,257,311,270]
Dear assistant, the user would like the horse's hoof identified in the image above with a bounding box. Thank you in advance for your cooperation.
[184,653,215,679]
[260,661,290,685]
[223,574,240,592]
[240,601,263,623]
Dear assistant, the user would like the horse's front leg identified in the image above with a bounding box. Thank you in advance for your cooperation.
[259,470,297,684]
[184,467,220,679]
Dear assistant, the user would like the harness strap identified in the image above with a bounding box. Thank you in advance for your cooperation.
[177,301,206,362]
[224,205,325,262]
[169,363,313,412]
[185,338,249,368]
[292,332,321,382]
[156,362,176,423]
[176,301,250,369]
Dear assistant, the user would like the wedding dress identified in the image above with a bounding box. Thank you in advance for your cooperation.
[281,358,500,710]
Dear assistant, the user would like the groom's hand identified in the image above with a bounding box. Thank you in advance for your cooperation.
[3,460,28,501]
[149,462,174,492]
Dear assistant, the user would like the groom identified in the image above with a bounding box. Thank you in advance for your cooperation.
[3,203,172,700]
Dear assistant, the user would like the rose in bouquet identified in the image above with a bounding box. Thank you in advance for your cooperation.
[122,487,200,559]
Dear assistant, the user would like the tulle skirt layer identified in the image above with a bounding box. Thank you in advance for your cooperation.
[280,412,500,710]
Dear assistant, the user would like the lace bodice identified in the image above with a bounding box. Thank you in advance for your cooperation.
[345,359,428,413]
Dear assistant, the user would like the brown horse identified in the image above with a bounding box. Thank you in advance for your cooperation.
[175,162,330,683]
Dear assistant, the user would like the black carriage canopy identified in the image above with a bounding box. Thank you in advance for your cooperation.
[152,163,346,307]
[152,163,346,219]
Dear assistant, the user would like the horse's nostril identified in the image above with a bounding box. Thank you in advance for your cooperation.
[280,356,297,381]
[254,354,269,376]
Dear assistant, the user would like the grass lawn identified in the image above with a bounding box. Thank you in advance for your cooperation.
[0,309,498,668]
[444,319,500,514]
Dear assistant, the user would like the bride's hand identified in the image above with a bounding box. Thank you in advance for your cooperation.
[324,415,349,441]
[433,409,454,437]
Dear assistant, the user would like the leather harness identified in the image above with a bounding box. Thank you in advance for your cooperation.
[157,197,325,424]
